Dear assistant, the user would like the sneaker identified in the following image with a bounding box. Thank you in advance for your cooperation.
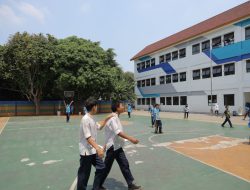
[128,183,141,190]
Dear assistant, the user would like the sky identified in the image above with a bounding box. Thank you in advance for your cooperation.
[0,0,248,72]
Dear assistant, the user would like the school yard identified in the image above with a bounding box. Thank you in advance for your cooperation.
[0,111,249,190]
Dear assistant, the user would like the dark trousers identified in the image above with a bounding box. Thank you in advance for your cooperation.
[155,120,162,133]
[66,113,70,122]
[128,112,131,118]
[221,117,233,128]
[151,116,155,127]
[100,146,134,186]
[77,154,105,190]
[184,112,189,119]
[215,110,219,116]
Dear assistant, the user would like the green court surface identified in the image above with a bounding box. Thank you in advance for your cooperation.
[0,114,249,190]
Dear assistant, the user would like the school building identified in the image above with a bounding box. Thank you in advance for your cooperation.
[131,2,250,114]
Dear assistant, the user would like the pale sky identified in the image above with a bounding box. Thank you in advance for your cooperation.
[0,0,248,72]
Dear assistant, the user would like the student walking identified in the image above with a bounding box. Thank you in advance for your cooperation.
[184,104,189,119]
[221,105,233,128]
[77,97,112,190]
[149,105,155,128]
[100,101,142,190]
[127,103,132,118]
[154,104,163,134]
[214,103,219,116]
[64,100,73,122]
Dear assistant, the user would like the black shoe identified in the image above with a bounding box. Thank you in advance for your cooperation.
[99,186,107,190]
[128,183,141,190]
[230,126,234,128]
[221,125,224,127]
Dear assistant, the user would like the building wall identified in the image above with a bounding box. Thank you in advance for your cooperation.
[134,17,250,113]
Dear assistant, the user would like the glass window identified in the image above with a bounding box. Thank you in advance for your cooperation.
[224,32,234,46]
[151,58,155,67]
[166,97,172,105]
[146,79,151,86]
[192,44,200,54]
[213,66,222,77]
[137,80,141,87]
[208,95,217,105]
[173,96,179,105]
[245,26,250,40]
[159,55,165,63]
[146,60,150,68]
[202,40,210,52]
[151,78,156,86]
[137,63,141,71]
[142,98,145,105]
[246,60,250,73]
[146,98,150,105]
[141,80,145,87]
[224,63,235,76]
[180,96,187,105]
[224,94,234,106]
[172,51,178,60]
[180,72,186,82]
[179,48,186,58]
[137,98,141,105]
[165,53,171,62]
[166,75,171,84]
[202,67,211,79]
[141,61,145,69]
[172,73,178,83]
[160,97,165,105]
[151,98,156,106]
[193,69,201,80]
[160,76,165,85]
[212,36,221,48]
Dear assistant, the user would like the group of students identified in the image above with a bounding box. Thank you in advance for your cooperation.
[77,97,142,190]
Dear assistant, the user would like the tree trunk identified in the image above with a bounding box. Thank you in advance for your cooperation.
[34,97,40,115]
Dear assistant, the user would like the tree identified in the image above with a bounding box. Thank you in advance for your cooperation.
[1,32,57,115]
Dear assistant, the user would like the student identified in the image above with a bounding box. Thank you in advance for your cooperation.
[154,104,163,134]
[221,105,233,128]
[77,97,112,190]
[149,105,155,128]
[184,104,189,119]
[127,103,132,118]
[214,103,219,116]
[64,100,73,122]
[243,106,250,120]
[83,106,88,115]
[100,101,142,190]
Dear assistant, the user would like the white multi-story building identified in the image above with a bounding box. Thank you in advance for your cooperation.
[131,2,250,114]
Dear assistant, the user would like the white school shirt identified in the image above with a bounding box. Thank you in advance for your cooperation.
[105,113,125,151]
[79,113,101,156]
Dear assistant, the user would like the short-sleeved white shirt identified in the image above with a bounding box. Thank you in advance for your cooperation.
[79,113,100,156]
[105,113,125,151]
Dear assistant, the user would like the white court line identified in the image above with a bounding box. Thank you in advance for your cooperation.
[69,177,77,190]
[0,117,10,135]
[5,126,65,131]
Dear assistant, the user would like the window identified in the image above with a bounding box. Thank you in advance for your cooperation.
[172,51,178,60]
[141,62,145,69]
[151,98,156,106]
[160,76,165,85]
[212,36,221,48]
[208,95,217,105]
[224,32,234,46]
[202,40,210,52]
[166,97,172,105]
[246,60,250,73]
[224,63,235,76]
[179,48,186,58]
[180,96,187,105]
[146,98,150,105]
[173,96,179,105]
[172,73,178,83]
[141,80,145,87]
[151,78,156,86]
[137,80,141,87]
[142,98,145,105]
[146,79,151,86]
[137,98,141,105]
[151,58,155,67]
[202,67,211,79]
[180,72,186,82]
[137,63,141,70]
[192,44,200,54]
[166,75,171,84]
[193,69,201,80]
[146,60,150,68]
[245,26,250,40]
[159,55,165,63]
[213,65,222,77]
[160,97,165,105]
[165,53,171,62]
[224,94,234,106]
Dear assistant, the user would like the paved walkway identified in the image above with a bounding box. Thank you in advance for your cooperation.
[131,110,248,126]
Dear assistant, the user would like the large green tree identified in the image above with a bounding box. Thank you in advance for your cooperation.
[1,32,57,115]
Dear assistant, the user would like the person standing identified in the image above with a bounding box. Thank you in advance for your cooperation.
[221,105,233,128]
[184,104,189,119]
[214,103,219,116]
[154,104,163,133]
[127,103,132,118]
[64,100,73,122]
[100,101,142,190]
[149,105,155,128]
